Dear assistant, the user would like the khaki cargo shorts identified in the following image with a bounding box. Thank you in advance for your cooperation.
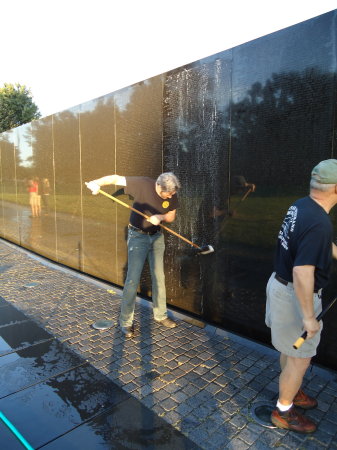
[265,273,322,358]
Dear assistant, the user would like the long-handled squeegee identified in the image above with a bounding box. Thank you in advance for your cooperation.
[293,296,337,349]
[86,184,214,255]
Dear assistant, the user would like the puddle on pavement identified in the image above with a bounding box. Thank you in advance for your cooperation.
[0,340,85,399]
[0,289,200,449]
[0,321,52,356]
[0,363,130,449]
[0,304,28,327]
[42,396,200,450]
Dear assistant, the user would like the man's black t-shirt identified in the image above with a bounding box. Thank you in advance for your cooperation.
[124,177,178,233]
[275,196,333,290]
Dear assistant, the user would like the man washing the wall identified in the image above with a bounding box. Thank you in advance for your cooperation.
[86,172,180,338]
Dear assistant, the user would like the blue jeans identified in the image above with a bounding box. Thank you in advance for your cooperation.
[119,228,168,327]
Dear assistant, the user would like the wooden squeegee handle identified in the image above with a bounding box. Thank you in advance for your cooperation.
[293,296,337,349]
[98,189,200,249]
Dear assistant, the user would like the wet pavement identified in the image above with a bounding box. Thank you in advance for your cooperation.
[0,238,337,449]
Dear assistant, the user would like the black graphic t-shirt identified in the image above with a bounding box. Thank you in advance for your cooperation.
[124,177,178,233]
[275,196,333,290]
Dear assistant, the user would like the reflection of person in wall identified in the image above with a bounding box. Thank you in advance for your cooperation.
[231,175,256,195]
[207,175,256,238]
[266,159,337,433]
[27,177,41,218]
[229,175,256,217]
[86,172,181,338]
[41,178,51,215]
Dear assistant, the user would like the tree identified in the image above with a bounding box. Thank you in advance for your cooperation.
[0,83,41,132]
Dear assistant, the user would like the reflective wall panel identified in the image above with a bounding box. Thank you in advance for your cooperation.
[52,107,82,269]
[20,116,57,259]
[80,95,117,282]
[226,11,337,362]
[163,55,232,316]
[0,10,336,370]
[0,129,20,244]
[114,77,164,289]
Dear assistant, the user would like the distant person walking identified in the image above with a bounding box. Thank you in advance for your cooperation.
[41,178,51,215]
[27,177,41,218]
[86,172,181,338]
[266,159,337,433]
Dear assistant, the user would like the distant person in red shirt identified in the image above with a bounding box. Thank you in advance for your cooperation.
[27,177,41,218]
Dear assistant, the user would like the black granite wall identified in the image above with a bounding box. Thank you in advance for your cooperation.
[162,10,337,370]
[0,10,336,369]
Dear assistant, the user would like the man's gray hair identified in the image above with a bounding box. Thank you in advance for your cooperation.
[310,178,336,192]
[156,172,181,193]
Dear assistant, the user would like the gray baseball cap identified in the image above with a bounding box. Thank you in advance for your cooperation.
[311,159,337,184]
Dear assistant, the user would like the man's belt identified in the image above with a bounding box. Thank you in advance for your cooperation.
[275,273,319,293]
[128,224,159,236]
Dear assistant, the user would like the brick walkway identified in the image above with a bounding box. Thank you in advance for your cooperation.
[1,238,337,449]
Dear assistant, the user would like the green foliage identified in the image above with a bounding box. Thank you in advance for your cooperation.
[0,83,41,132]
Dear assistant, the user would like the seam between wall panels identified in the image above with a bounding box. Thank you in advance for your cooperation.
[228,49,233,213]
[51,115,58,261]
[162,75,164,173]
[78,109,84,271]
[13,131,19,244]
[114,100,118,284]
[331,11,337,158]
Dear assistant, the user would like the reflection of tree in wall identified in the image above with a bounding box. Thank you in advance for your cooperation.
[0,134,14,176]
[25,103,115,187]
[14,77,163,195]
[80,78,163,181]
[0,133,21,192]
[29,117,54,181]
[114,78,163,179]
[230,68,336,190]
[20,114,69,188]
[79,96,115,182]
[164,66,336,201]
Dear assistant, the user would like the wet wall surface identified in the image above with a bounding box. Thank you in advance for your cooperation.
[0,298,197,449]
[0,10,337,370]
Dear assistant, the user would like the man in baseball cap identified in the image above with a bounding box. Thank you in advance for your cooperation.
[266,159,337,433]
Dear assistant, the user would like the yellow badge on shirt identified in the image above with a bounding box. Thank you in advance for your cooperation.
[162,201,170,209]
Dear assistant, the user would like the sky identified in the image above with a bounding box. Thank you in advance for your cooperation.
[1,0,336,118]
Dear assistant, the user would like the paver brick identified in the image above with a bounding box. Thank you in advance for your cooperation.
[230,414,248,430]
[162,410,181,426]
[194,365,209,375]
[163,383,180,394]
[197,404,218,420]
[161,397,179,411]
[225,437,250,449]
[204,382,222,396]
[170,390,188,403]
[175,402,194,416]
[310,428,334,447]
[191,377,210,389]
[206,432,231,450]
[179,415,200,433]
[236,427,259,445]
